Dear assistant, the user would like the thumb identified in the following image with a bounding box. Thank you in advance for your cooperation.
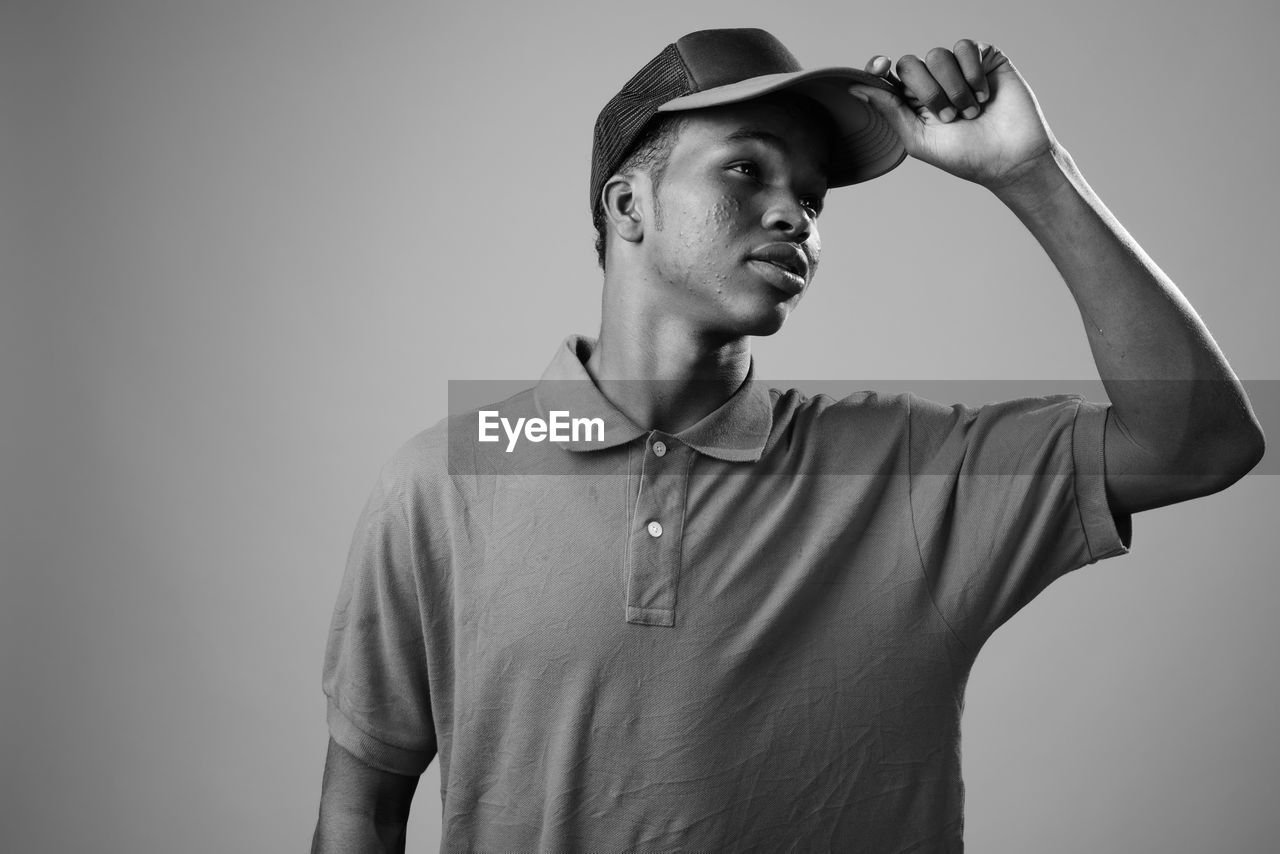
[847,83,917,143]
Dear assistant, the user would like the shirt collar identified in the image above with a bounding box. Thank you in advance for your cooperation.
[532,335,774,462]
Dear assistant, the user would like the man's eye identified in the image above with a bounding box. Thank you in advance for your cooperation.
[802,198,825,216]
[729,162,760,178]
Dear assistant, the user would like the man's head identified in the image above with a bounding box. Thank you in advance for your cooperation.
[598,92,837,336]
[590,28,907,272]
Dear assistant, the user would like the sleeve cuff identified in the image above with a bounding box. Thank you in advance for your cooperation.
[326,697,433,777]
[1072,399,1133,562]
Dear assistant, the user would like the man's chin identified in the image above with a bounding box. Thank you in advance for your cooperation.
[731,301,794,338]
[687,290,801,338]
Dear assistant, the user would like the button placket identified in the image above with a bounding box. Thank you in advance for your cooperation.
[624,435,687,627]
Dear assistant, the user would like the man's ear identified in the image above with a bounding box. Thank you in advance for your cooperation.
[601,174,645,244]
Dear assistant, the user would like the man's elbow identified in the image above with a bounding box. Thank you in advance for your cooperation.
[1184,417,1266,496]
[1229,417,1265,478]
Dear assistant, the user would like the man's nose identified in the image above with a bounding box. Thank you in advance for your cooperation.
[762,194,814,243]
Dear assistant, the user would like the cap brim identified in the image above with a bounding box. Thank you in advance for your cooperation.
[656,67,906,187]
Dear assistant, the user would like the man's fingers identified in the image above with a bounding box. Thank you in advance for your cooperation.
[895,54,955,122]
[864,55,901,87]
[924,47,980,120]
[858,42,999,134]
[953,39,989,104]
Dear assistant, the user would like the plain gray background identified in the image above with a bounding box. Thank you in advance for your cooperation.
[3,1,1277,851]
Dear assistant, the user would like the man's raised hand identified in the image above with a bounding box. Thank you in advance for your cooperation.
[849,40,1058,190]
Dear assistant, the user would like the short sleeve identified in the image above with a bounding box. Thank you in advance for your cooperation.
[908,393,1131,651]
[322,470,437,776]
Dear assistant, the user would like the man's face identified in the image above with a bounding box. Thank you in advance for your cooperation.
[639,95,832,337]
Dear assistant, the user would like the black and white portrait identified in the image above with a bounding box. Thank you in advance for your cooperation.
[5,2,1278,852]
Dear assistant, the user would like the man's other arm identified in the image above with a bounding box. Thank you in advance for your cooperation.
[990,144,1265,512]
[312,737,421,854]
[849,42,1265,513]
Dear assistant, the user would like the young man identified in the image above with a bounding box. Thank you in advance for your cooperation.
[314,29,1263,852]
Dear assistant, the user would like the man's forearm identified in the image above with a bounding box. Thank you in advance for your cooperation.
[991,144,1263,476]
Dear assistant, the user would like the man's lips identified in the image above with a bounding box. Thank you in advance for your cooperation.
[747,259,806,296]
[747,243,810,294]
[747,243,810,281]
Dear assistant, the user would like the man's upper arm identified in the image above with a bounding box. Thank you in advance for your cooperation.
[313,737,421,853]
[323,461,439,774]
[906,393,1129,646]
[1103,408,1259,515]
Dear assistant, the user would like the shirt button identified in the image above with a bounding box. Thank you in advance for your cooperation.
[652,441,667,457]
[647,520,663,538]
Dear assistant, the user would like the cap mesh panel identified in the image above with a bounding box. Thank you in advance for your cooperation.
[590,43,691,216]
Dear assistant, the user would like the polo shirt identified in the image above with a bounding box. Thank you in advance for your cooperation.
[322,334,1131,853]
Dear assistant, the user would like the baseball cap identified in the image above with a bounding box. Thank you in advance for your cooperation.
[590,28,907,216]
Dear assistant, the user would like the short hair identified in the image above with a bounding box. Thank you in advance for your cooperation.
[592,114,689,271]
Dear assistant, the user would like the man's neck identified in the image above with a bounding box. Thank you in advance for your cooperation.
[584,313,752,435]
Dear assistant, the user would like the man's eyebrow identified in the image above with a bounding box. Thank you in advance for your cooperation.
[723,128,789,150]
[721,128,830,180]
